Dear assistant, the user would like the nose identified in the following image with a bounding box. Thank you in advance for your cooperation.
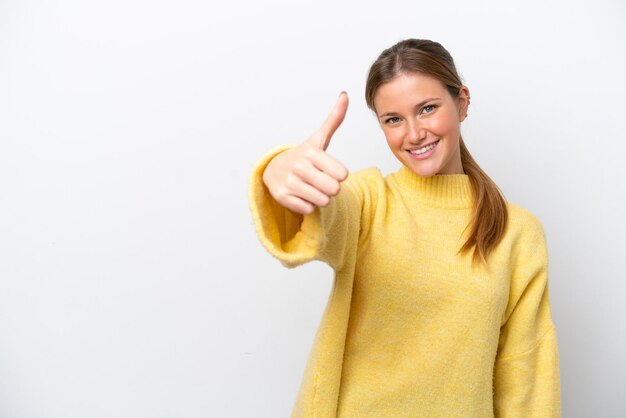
[406,119,426,143]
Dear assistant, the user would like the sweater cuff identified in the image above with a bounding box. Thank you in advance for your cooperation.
[248,144,323,268]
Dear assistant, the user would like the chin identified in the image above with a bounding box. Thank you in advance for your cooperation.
[414,168,439,177]
[404,158,440,177]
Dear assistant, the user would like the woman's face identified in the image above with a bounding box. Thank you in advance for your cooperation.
[373,72,470,176]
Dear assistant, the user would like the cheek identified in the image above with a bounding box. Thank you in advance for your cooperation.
[384,130,404,149]
[427,109,459,135]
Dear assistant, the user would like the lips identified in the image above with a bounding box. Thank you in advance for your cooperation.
[407,139,440,155]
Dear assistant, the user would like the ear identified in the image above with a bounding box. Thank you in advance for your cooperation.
[458,85,470,121]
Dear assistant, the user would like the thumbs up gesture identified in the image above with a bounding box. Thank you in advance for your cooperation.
[263,92,350,215]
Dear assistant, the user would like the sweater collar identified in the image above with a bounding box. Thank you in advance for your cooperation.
[391,165,473,209]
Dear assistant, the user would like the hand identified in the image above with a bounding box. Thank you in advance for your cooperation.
[263,92,350,215]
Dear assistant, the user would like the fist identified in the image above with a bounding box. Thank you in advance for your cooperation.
[263,92,350,215]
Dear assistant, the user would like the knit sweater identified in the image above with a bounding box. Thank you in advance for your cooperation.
[248,144,561,417]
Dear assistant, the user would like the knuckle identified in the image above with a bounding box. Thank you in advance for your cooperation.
[334,164,348,181]
[275,185,289,199]
[284,173,298,189]
[292,161,306,177]
[304,147,318,159]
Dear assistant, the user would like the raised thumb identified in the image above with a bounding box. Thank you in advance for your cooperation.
[318,91,349,151]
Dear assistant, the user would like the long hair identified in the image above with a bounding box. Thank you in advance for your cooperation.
[365,39,508,267]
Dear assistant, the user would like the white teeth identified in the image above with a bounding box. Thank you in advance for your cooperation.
[409,140,439,155]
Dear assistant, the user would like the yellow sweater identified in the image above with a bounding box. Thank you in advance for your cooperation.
[248,144,561,417]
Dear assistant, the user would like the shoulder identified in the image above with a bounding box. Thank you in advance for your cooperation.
[348,166,384,181]
[503,203,551,304]
[505,201,548,254]
[338,167,387,215]
[343,166,385,190]
[506,201,546,236]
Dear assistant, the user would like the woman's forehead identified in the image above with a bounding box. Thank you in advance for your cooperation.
[374,73,449,105]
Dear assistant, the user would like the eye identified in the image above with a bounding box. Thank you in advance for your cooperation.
[422,104,437,114]
[384,116,401,125]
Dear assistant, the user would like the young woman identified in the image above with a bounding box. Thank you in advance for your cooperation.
[249,39,561,417]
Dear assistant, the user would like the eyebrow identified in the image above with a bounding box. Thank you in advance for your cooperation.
[377,97,441,118]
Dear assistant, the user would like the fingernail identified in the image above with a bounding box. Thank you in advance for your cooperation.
[339,91,347,97]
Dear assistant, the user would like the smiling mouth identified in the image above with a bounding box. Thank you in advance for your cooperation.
[408,139,440,155]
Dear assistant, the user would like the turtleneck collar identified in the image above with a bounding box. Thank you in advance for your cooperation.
[391,165,474,209]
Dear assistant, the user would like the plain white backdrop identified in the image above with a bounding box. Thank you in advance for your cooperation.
[0,0,624,416]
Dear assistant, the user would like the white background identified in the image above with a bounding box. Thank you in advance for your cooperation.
[1,0,624,417]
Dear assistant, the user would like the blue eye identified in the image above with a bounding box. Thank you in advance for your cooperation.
[385,116,401,124]
[422,104,437,114]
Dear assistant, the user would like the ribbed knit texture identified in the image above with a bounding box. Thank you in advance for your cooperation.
[248,145,561,417]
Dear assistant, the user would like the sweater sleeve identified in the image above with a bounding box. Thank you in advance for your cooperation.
[493,218,562,417]
[248,144,367,271]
